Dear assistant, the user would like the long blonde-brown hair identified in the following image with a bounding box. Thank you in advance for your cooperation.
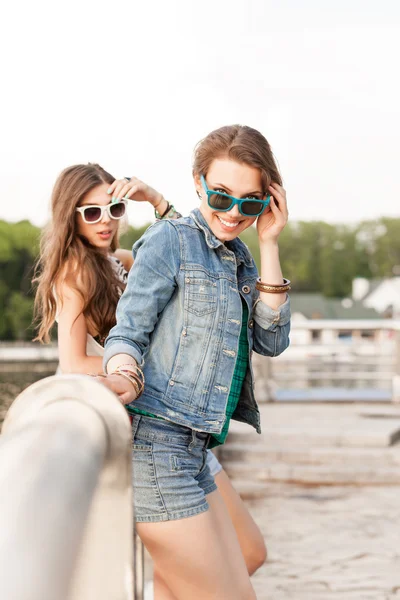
[34,163,125,343]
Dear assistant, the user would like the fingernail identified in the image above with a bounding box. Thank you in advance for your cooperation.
[111,197,117,203]
[107,187,112,194]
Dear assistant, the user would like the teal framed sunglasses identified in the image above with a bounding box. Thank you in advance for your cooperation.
[201,175,270,217]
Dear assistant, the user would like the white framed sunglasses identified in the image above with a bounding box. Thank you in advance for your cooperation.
[75,199,127,224]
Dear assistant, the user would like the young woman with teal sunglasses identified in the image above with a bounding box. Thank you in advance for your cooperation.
[99,124,291,599]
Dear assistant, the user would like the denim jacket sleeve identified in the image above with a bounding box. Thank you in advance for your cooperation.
[252,295,291,357]
[103,220,180,369]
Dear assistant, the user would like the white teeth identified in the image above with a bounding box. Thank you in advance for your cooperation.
[218,216,239,228]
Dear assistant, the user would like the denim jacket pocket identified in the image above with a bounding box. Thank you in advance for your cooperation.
[184,272,217,317]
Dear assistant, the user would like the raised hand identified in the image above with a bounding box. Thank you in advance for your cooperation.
[257,183,288,245]
[107,177,165,210]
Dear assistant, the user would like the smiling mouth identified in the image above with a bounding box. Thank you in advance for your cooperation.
[217,215,241,229]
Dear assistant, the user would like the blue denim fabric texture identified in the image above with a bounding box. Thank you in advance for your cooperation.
[104,208,291,435]
[206,450,223,477]
[131,415,217,522]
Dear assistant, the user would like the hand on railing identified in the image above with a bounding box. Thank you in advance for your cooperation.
[95,374,138,405]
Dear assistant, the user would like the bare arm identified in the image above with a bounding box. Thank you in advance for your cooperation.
[56,281,104,374]
[257,183,289,310]
[113,248,134,271]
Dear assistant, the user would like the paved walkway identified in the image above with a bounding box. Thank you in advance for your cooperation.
[249,483,400,599]
[227,403,400,599]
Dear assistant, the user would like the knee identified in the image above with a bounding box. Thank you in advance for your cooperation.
[246,539,267,575]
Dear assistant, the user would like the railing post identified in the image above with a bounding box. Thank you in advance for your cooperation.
[134,527,145,600]
[393,328,400,403]
[253,356,276,402]
[0,375,136,600]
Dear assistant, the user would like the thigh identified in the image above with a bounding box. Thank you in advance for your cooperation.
[137,489,256,600]
[214,469,267,574]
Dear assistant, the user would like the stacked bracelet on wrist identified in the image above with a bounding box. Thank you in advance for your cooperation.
[255,278,291,294]
[155,200,171,218]
[111,364,145,399]
[154,201,182,220]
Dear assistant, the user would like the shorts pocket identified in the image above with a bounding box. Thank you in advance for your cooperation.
[170,446,204,475]
[132,436,153,452]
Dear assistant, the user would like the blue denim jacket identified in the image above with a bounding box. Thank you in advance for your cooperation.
[104,208,291,435]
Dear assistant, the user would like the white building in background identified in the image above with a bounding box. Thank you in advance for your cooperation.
[289,292,385,347]
[352,277,400,318]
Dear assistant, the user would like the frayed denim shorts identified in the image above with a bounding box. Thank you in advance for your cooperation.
[131,414,218,523]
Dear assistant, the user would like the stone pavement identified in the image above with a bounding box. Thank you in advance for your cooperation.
[224,402,400,599]
[249,483,400,599]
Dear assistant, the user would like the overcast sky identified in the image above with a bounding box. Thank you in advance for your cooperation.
[0,0,399,228]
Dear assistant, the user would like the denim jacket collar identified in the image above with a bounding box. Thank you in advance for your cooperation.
[190,208,254,267]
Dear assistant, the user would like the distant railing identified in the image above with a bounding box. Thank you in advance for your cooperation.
[254,319,400,403]
[0,375,144,600]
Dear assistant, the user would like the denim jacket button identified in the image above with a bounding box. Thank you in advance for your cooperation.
[242,285,251,294]
[248,319,254,328]
[169,380,175,386]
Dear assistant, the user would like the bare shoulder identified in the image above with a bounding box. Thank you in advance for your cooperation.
[55,260,84,305]
[113,248,134,271]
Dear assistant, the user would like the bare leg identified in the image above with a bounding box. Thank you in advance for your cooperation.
[152,469,266,598]
[214,468,267,574]
[137,489,256,600]
[153,570,178,600]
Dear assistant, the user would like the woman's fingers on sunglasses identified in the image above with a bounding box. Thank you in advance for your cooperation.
[113,177,144,201]
[268,185,288,216]
[107,181,118,195]
[114,182,133,200]
[123,183,142,199]
[110,179,130,202]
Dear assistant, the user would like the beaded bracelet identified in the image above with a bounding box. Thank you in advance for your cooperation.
[155,203,182,220]
[255,278,291,294]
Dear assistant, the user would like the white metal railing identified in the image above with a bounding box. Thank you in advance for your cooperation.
[0,375,144,600]
[256,319,400,403]
[290,319,400,330]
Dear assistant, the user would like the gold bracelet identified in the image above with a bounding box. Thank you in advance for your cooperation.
[256,277,291,294]
[113,366,145,397]
[113,371,141,397]
[116,363,145,383]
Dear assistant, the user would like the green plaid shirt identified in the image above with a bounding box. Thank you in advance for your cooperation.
[208,299,249,448]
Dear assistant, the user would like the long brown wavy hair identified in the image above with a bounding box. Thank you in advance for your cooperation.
[34,163,125,343]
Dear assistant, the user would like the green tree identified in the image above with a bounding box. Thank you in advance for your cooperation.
[119,224,150,250]
[4,292,35,341]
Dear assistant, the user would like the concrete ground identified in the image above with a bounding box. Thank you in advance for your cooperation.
[249,483,400,599]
